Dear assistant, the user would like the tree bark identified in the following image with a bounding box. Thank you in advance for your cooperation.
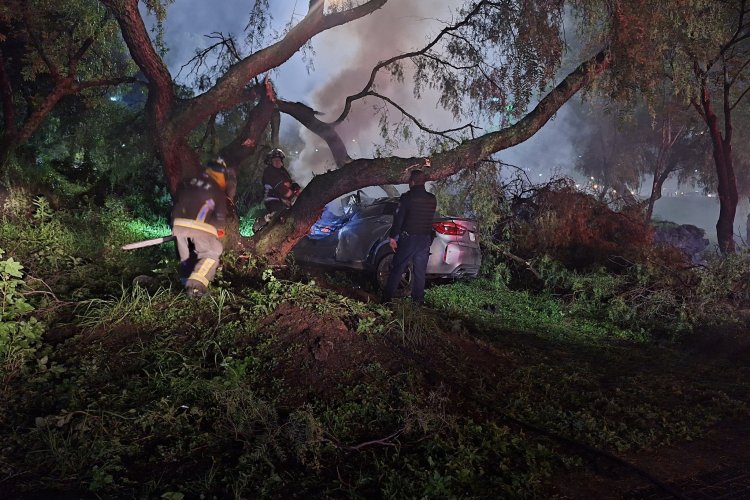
[217,80,276,168]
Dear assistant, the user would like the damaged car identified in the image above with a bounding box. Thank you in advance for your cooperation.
[292,191,482,294]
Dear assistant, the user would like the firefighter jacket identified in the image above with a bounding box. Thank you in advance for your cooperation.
[171,172,227,237]
[389,185,437,238]
[262,164,294,203]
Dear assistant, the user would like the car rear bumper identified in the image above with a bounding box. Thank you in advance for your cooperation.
[427,242,481,277]
[427,264,480,279]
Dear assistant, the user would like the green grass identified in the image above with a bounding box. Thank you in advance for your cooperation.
[427,279,644,342]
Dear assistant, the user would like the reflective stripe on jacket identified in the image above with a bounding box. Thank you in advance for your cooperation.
[172,218,218,237]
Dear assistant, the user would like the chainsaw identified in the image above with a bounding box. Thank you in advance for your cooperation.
[121,235,176,251]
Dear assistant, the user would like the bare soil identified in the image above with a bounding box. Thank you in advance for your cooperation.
[257,276,750,498]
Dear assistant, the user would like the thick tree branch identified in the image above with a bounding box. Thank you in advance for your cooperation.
[174,0,387,135]
[175,85,266,140]
[218,80,276,167]
[276,99,351,166]
[16,78,74,144]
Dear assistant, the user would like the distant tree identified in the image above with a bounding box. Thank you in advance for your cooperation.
[574,95,710,220]
[635,100,711,221]
[586,0,750,252]
[574,102,642,206]
[0,0,137,170]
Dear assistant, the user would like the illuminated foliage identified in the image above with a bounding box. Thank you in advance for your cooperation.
[0,0,136,167]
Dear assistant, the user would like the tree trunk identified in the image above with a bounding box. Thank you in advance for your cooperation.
[715,152,738,253]
[159,135,200,194]
[645,177,663,221]
[646,160,673,221]
[698,83,737,253]
[0,136,17,174]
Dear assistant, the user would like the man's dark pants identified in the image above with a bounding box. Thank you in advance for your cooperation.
[384,233,431,304]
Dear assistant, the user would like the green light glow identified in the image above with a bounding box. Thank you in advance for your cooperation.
[126,219,171,239]
[239,216,256,237]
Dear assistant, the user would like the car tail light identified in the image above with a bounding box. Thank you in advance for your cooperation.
[433,221,467,236]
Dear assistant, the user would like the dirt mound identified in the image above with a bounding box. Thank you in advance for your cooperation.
[259,301,355,363]
[249,301,519,410]
[250,302,402,404]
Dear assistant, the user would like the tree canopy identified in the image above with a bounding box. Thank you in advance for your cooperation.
[0,0,136,167]
[4,0,750,258]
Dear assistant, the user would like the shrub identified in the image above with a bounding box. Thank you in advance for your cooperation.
[512,183,655,270]
[0,249,45,389]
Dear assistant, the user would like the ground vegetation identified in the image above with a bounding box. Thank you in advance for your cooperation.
[1,185,749,498]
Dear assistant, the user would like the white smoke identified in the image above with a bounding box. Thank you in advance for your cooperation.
[286,0,461,184]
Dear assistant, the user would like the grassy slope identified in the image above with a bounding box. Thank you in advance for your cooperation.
[1,199,749,498]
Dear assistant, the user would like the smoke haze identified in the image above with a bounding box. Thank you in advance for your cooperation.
[288,0,461,184]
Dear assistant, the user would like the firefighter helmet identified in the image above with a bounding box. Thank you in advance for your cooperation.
[205,157,227,172]
[265,148,286,164]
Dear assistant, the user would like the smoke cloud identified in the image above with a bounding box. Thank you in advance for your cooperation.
[287,1,460,184]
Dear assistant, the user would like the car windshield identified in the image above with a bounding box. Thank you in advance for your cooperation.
[308,194,394,238]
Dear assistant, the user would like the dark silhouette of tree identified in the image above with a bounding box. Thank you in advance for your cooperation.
[0,0,136,168]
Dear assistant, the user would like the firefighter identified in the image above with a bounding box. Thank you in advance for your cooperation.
[261,148,300,222]
[171,158,228,298]
[383,168,437,305]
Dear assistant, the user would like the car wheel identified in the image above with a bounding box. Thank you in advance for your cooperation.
[375,252,412,296]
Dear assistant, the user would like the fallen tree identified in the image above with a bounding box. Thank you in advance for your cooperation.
[99,0,612,263]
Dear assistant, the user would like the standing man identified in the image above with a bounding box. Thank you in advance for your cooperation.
[262,148,301,218]
[383,168,437,304]
[171,158,228,298]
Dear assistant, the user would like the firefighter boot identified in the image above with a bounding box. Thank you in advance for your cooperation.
[184,279,208,298]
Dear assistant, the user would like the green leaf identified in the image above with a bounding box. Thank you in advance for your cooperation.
[0,258,24,278]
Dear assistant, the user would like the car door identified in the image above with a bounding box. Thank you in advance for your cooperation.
[335,201,396,266]
[292,207,349,266]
